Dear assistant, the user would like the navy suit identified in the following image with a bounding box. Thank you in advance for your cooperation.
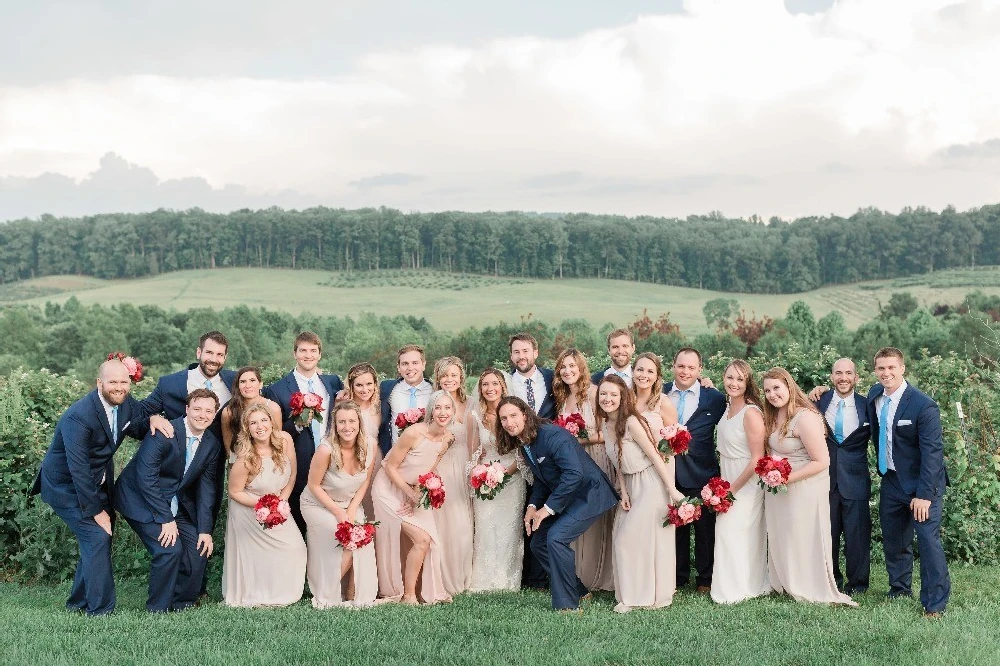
[115,417,221,611]
[521,424,619,609]
[377,378,403,457]
[264,371,343,533]
[30,390,151,615]
[815,391,872,593]
[868,382,950,613]
[664,381,725,588]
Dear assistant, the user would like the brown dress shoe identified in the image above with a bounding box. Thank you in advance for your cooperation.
[696,585,711,594]
[923,611,943,619]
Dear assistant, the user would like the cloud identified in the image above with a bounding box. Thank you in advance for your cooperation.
[936,138,1000,160]
[349,173,426,189]
[521,171,585,188]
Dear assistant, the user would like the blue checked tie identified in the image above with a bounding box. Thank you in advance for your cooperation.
[307,378,323,448]
[170,436,197,517]
[525,379,536,411]
[676,389,690,425]
[408,386,418,408]
[110,406,119,442]
[834,399,845,445]
[878,397,891,474]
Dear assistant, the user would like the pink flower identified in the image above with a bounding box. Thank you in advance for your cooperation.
[709,496,721,506]
[302,393,322,409]
[122,357,138,377]
[486,465,505,486]
[404,408,423,423]
[255,507,269,521]
[277,500,292,518]
[565,422,580,436]
[471,464,488,478]
[700,486,713,501]
[764,470,783,487]
[423,475,443,491]
[350,525,367,542]
[678,503,696,521]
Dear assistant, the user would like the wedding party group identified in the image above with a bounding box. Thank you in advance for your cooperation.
[31,327,950,618]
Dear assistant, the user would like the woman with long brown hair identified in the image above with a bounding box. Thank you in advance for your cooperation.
[344,362,383,522]
[220,366,282,461]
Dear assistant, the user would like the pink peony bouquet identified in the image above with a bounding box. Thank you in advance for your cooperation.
[469,461,513,501]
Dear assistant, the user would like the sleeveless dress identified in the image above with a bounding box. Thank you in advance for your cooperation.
[567,399,615,591]
[435,414,474,595]
[711,404,771,604]
[300,437,378,608]
[359,405,382,523]
[604,414,675,612]
[468,412,526,591]
[371,435,452,603]
[222,456,307,607]
[765,411,857,606]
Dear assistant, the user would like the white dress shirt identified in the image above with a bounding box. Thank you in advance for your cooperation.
[667,381,701,425]
[825,393,861,440]
[389,379,433,443]
[181,418,202,474]
[187,366,232,409]
[877,381,908,472]
[603,365,633,388]
[509,367,546,415]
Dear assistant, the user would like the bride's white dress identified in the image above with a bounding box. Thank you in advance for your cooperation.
[467,410,527,591]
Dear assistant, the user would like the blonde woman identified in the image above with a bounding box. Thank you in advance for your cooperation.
[345,363,382,520]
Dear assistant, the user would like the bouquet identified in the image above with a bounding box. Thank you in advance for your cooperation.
[755,455,793,494]
[395,407,426,434]
[664,497,702,527]
[700,476,736,514]
[469,461,513,501]
[254,493,291,529]
[657,423,692,457]
[416,471,446,509]
[107,351,144,382]
[289,391,325,428]
[335,520,379,551]
[554,412,589,439]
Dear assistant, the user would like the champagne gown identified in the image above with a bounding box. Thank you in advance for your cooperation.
[765,411,857,606]
[222,457,307,607]
[711,404,771,604]
[359,405,382,522]
[435,414,474,595]
[568,400,615,591]
[300,437,378,608]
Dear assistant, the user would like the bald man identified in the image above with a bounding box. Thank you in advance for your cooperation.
[31,360,169,616]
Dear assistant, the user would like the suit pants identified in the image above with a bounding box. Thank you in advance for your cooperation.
[675,484,715,587]
[830,486,871,593]
[880,471,950,613]
[521,482,549,589]
[52,500,116,616]
[530,512,594,610]
[125,514,207,611]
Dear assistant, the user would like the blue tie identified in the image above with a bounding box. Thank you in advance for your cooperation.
[205,379,212,391]
[834,399,845,445]
[171,436,197,517]
[878,397,891,474]
[524,445,537,467]
[676,389,690,425]
[408,386,418,409]
[307,378,323,448]
[110,406,119,442]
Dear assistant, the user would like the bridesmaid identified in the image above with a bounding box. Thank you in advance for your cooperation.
[597,375,684,613]
[300,400,378,608]
[711,359,770,604]
[220,366,282,460]
[432,356,474,595]
[553,348,613,592]
[345,363,382,520]
[222,403,306,607]
[632,352,680,428]
[371,390,455,605]
[761,367,857,607]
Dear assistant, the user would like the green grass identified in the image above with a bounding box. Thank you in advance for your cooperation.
[5,267,1000,333]
[2,566,999,666]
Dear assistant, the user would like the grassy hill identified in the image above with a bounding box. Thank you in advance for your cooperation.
[3,267,1000,333]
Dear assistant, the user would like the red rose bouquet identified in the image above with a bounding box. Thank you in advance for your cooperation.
[755,455,793,494]
[254,493,291,529]
[107,351,144,382]
[554,412,589,439]
[395,408,426,434]
[290,391,324,429]
[700,476,736,514]
[335,520,379,551]
[416,471,446,509]
[469,461,512,501]
[664,497,702,527]
[657,423,692,457]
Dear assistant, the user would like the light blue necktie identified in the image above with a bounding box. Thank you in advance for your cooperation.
[676,389,691,425]
[110,406,119,442]
[524,445,537,467]
[170,436,197,517]
[205,379,212,391]
[307,378,323,447]
[616,370,628,380]
[878,397,891,474]
[834,399,845,445]
[408,386,418,409]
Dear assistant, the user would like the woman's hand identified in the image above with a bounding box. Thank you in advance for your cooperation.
[668,488,685,505]
[619,493,631,511]
[345,507,358,524]
[333,508,350,524]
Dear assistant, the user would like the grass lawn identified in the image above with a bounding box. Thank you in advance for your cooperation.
[2,565,998,666]
[5,267,1000,333]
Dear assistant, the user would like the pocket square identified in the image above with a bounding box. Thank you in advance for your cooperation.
[862,422,869,426]
[121,421,131,430]
[537,456,546,463]
[897,419,913,426]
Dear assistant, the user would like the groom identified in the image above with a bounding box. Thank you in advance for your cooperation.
[495,397,618,611]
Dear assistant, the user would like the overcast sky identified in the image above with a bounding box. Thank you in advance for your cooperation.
[1,0,998,221]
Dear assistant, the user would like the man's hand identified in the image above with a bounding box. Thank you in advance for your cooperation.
[911,498,932,523]
[698,376,715,390]
[149,415,175,438]
[529,506,551,533]
[807,385,830,402]
[197,533,214,558]
[523,505,537,536]
[158,520,178,548]
[94,510,113,536]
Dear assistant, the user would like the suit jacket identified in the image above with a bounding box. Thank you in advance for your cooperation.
[523,424,619,521]
[114,417,221,533]
[378,378,403,456]
[815,391,871,500]
[867,383,947,499]
[142,364,237,420]
[31,390,151,517]
[507,367,557,421]
[663,381,726,489]
[264,370,344,451]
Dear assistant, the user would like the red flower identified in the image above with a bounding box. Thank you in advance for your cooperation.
[664,497,702,527]
[417,472,446,509]
[289,392,306,413]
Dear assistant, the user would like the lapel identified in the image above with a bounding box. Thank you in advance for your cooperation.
[869,385,885,429]
[893,385,913,438]
[90,390,115,444]
[853,393,867,426]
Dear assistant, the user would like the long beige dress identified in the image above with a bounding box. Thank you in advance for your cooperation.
[765,411,857,606]
[569,400,615,591]
[300,437,378,608]
[435,415,474,595]
[371,436,452,604]
[604,414,675,613]
[222,457,307,607]
[711,404,771,604]
[359,405,382,521]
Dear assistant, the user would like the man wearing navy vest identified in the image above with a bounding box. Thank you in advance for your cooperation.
[264,331,343,534]
[868,347,950,617]
[377,344,433,456]
[813,358,872,595]
[664,347,725,592]
[114,389,222,612]
[590,328,635,388]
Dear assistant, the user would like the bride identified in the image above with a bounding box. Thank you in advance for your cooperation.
[465,368,527,591]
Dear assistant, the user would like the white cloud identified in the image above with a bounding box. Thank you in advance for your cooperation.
[1,0,999,218]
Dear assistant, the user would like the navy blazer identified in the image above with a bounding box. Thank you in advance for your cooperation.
[143,364,236,420]
[523,424,619,522]
[31,390,151,517]
[264,370,343,443]
[663,381,726,489]
[867,383,947,499]
[815,391,871,500]
[114,417,221,533]
[377,378,402,456]
[508,366,557,421]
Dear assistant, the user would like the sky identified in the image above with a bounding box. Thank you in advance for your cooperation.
[1,0,998,221]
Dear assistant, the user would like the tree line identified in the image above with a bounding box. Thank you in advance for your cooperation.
[1,203,998,292]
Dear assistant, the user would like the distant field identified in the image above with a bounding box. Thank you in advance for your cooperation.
[4,267,1000,333]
